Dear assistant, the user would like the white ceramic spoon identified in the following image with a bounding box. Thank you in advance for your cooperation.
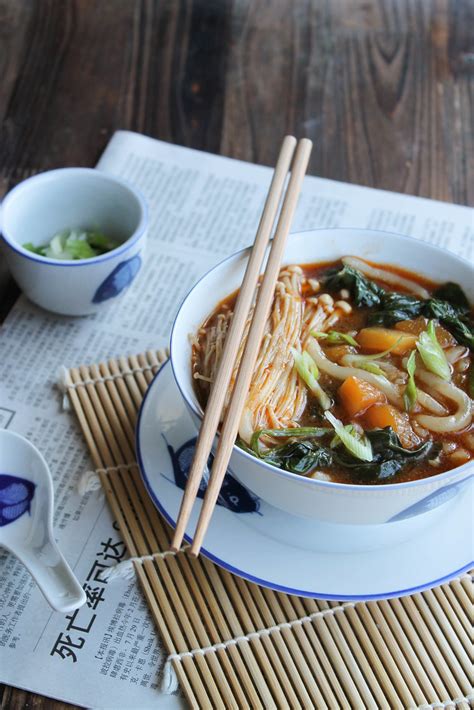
[0,430,86,612]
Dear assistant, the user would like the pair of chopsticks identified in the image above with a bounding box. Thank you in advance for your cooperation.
[171,136,313,556]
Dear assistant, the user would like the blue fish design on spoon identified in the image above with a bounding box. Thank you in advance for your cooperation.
[92,254,142,303]
[0,474,36,527]
[163,436,260,514]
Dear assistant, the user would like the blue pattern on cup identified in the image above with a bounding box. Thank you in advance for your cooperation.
[0,474,36,526]
[163,435,261,514]
[92,254,142,303]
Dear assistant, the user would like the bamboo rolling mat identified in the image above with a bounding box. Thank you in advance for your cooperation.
[64,350,473,710]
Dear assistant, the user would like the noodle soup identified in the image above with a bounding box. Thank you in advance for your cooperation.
[192,257,474,485]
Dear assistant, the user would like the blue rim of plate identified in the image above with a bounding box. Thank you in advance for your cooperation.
[136,360,473,600]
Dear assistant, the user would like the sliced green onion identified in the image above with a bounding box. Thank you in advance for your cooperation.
[330,423,359,449]
[403,350,418,411]
[251,427,330,456]
[346,336,404,363]
[48,234,65,257]
[312,330,358,347]
[291,348,332,410]
[23,242,46,256]
[23,228,120,261]
[416,320,451,381]
[65,238,97,260]
[353,361,386,377]
[341,336,404,378]
[325,411,373,461]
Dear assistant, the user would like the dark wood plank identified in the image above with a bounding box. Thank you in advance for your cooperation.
[0,0,472,706]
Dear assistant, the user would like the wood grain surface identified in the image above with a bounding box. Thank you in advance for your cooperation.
[0,0,472,707]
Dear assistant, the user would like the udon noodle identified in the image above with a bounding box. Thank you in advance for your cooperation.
[192,258,473,484]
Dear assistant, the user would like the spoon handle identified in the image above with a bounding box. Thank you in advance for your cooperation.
[12,540,86,613]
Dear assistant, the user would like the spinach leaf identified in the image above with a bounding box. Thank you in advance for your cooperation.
[323,265,383,307]
[240,425,439,481]
[325,263,474,350]
[432,282,470,312]
[334,427,440,480]
[368,292,424,326]
[424,299,474,350]
[261,440,333,475]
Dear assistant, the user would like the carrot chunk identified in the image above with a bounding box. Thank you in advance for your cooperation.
[356,327,417,355]
[395,318,456,347]
[338,376,386,417]
[364,403,419,449]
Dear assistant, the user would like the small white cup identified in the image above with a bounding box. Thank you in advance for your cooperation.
[0,168,148,316]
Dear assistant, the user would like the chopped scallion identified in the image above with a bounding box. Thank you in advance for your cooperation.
[312,330,358,347]
[325,411,373,462]
[416,320,451,381]
[403,350,418,411]
[23,228,121,261]
[291,348,332,410]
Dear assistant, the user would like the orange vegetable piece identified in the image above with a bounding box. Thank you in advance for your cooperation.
[395,318,456,347]
[325,345,356,363]
[338,376,386,417]
[364,403,420,449]
[356,327,417,355]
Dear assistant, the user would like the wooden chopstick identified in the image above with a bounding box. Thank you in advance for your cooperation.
[190,138,313,555]
[170,135,298,552]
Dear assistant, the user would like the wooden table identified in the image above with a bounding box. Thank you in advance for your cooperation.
[0,0,472,707]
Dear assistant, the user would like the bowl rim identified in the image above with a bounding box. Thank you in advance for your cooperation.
[0,167,148,267]
[170,226,474,492]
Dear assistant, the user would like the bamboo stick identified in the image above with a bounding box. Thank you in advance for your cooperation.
[171,136,298,552]
[190,138,312,555]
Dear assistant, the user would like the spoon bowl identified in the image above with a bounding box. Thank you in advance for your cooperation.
[0,430,86,612]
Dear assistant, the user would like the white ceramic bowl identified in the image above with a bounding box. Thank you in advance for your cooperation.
[0,168,147,316]
[171,228,474,524]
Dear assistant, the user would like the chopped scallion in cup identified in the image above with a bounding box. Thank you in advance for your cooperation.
[23,229,121,260]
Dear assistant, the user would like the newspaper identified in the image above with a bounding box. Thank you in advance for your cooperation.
[0,130,472,709]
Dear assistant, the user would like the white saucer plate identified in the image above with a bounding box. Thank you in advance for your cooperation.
[136,361,473,600]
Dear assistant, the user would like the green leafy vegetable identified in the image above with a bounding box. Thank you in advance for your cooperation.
[312,330,358,347]
[325,411,373,462]
[432,282,470,311]
[23,228,120,261]
[323,265,383,307]
[416,320,451,381]
[334,427,440,480]
[426,300,474,350]
[258,440,333,475]
[241,424,439,480]
[403,351,417,411]
[250,427,330,456]
[368,292,424,326]
[291,348,332,410]
[324,263,474,351]
[241,431,333,475]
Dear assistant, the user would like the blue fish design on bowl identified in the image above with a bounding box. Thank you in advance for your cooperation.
[92,254,142,304]
[0,474,36,527]
[163,435,260,515]
[389,476,471,522]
